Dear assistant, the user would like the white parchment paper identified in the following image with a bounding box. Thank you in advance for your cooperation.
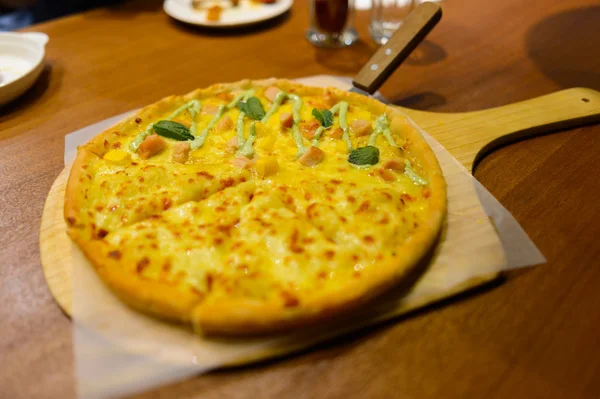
[67,76,545,399]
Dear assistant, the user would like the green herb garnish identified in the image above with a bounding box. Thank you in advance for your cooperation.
[348,146,380,166]
[153,120,194,141]
[312,108,333,128]
[237,102,249,115]
[237,96,265,120]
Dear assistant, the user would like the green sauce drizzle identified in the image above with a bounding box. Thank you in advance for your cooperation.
[368,124,380,147]
[288,94,303,124]
[380,118,397,147]
[334,101,353,152]
[238,122,257,158]
[311,126,326,147]
[368,114,393,147]
[229,91,257,150]
[227,89,254,109]
[190,105,225,150]
[169,100,198,120]
[187,100,202,137]
[292,124,307,156]
[261,91,287,123]
[236,112,246,149]
[130,123,157,152]
[405,160,428,185]
[261,91,305,156]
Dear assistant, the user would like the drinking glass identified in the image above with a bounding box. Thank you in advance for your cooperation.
[306,0,359,48]
[370,0,416,45]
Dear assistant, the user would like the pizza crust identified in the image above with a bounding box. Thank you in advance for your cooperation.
[72,237,202,323]
[65,148,93,228]
[65,79,447,336]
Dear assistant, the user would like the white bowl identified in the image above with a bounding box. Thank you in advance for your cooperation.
[0,32,48,107]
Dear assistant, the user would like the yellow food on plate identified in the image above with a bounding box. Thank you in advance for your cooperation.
[65,79,446,336]
[206,5,222,21]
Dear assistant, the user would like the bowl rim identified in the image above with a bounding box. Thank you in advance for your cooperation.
[0,32,48,100]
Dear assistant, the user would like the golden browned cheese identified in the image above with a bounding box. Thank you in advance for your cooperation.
[65,79,446,336]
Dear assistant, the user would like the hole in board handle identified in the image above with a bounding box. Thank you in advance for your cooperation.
[582,98,590,103]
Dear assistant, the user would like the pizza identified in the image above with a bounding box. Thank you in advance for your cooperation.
[65,79,446,336]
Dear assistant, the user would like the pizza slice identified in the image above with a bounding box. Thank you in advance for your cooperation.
[65,151,252,240]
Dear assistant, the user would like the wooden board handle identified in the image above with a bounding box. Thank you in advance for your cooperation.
[400,87,600,171]
[353,2,442,94]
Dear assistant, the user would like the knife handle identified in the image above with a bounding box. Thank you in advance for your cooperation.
[353,2,442,94]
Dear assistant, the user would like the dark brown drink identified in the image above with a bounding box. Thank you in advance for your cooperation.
[314,0,349,34]
[306,0,357,47]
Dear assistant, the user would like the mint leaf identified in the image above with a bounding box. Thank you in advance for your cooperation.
[312,108,324,125]
[238,96,265,120]
[348,146,379,166]
[237,101,250,114]
[320,109,333,127]
[153,120,194,141]
[312,108,334,128]
[247,97,265,120]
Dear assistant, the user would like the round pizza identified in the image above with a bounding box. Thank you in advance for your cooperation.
[65,79,446,336]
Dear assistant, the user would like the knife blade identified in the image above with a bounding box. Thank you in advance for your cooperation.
[351,2,442,96]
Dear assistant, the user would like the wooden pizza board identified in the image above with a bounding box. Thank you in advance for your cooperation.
[39,79,600,319]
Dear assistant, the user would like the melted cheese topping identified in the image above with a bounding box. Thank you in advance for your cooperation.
[70,85,435,310]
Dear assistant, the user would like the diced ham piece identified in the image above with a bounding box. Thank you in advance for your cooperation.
[264,86,281,102]
[330,127,344,139]
[280,112,293,128]
[350,119,373,137]
[231,156,254,169]
[323,89,337,108]
[226,136,239,152]
[171,142,190,164]
[297,146,325,167]
[217,115,233,131]
[378,168,397,182]
[383,158,405,171]
[137,134,167,160]
[202,104,220,115]
[299,119,320,139]
[216,92,233,102]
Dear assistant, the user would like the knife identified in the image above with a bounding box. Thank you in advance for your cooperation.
[351,2,442,97]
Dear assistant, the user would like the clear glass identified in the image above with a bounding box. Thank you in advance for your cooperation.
[306,0,359,48]
[370,0,416,45]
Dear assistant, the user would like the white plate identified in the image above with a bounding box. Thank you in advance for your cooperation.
[163,0,293,28]
[0,32,48,107]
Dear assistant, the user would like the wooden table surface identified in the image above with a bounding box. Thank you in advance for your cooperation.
[2,0,600,398]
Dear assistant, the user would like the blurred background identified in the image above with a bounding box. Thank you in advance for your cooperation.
[0,0,123,30]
